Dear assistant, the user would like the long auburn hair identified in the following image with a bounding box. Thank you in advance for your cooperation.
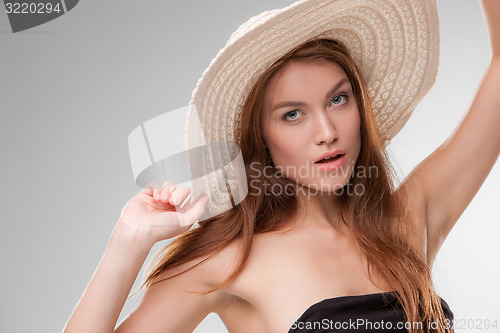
[136,39,451,333]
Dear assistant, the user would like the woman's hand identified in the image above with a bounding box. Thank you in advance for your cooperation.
[114,181,209,248]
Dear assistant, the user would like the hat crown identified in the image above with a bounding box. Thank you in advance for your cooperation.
[228,9,280,44]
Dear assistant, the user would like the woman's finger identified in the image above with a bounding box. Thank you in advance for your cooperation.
[162,179,177,190]
[160,183,175,203]
[139,187,153,196]
[140,180,162,197]
[177,196,209,227]
[141,180,159,200]
[153,187,161,201]
[168,185,190,206]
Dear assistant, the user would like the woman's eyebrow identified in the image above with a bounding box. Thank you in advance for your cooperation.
[271,77,351,112]
[325,78,350,98]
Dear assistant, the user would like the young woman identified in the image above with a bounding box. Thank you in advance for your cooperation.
[64,0,500,332]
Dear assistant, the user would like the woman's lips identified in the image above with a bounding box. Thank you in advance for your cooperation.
[314,154,346,171]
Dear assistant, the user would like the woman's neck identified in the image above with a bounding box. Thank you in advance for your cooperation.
[295,189,345,230]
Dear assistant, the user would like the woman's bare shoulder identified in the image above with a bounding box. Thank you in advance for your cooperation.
[150,238,243,291]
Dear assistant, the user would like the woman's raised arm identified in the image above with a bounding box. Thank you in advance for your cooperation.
[482,0,500,57]
[63,184,213,332]
[401,0,500,265]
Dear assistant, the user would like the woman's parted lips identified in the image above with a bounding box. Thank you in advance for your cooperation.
[314,149,346,163]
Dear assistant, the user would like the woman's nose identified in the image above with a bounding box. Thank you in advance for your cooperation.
[313,112,338,145]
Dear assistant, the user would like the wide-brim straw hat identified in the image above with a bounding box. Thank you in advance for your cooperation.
[185,0,440,220]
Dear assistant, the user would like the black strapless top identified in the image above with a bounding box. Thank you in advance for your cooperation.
[288,291,454,332]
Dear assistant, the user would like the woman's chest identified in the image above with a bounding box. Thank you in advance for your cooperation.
[216,228,391,332]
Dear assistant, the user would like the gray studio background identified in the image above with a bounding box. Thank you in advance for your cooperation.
[1,1,498,332]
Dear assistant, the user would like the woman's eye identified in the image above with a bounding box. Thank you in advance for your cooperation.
[282,110,301,121]
[330,94,348,106]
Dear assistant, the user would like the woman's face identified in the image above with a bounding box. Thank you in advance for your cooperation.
[261,60,361,192]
